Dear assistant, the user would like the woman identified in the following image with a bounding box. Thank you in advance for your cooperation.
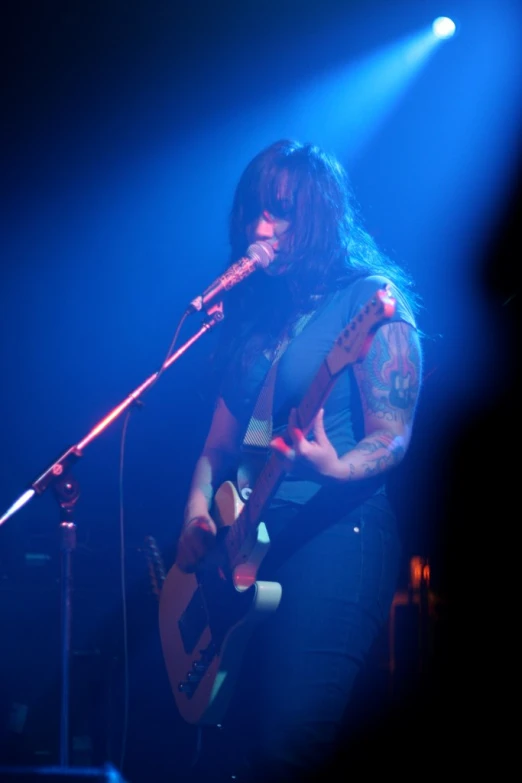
[175,139,423,782]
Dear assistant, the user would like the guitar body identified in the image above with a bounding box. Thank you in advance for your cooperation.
[158,480,282,725]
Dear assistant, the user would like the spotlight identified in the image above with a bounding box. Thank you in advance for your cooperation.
[432,16,456,39]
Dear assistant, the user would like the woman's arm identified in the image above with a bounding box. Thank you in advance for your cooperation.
[177,396,242,572]
[277,321,423,482]
[338,320,422,479]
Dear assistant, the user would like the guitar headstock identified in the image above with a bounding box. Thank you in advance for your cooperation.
[326,286,396,376]
[142,535,166,601]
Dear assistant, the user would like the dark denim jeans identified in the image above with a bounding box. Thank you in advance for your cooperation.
[220,493,402,782]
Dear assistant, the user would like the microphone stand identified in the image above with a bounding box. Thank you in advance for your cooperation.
[0,300,225,771]
[54,473,80,768]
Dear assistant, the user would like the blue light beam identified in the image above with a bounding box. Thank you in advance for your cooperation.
[282,23,450,159]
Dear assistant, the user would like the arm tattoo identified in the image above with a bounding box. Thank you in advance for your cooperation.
[349,432,407,476]
[355,321,422,426]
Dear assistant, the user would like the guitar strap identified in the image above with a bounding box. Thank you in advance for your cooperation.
[237,310,315,500]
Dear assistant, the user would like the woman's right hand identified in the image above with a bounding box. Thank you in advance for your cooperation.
[175,515,218,573]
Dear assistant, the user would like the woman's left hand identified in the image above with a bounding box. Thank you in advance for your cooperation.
[270,407,342,480]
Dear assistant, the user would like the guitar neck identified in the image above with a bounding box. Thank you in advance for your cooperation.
[226,361,336,567]
[224,286,396,569]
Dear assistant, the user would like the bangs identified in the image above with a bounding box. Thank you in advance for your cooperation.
[242,163,306,224]
[259,167,300,220]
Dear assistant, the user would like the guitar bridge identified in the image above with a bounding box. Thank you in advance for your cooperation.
[178,641,217,698]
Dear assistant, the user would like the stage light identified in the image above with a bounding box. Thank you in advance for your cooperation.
[432,16,456,39]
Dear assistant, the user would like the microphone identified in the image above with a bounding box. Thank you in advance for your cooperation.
[187,240,275,313]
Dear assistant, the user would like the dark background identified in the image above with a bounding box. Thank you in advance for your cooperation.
[1,0,520,780]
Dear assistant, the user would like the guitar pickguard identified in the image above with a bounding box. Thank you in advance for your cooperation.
[179,563,257,658]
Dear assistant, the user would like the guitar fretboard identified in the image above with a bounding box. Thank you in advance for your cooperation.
[223,287,395,570]
[225,361,336,568]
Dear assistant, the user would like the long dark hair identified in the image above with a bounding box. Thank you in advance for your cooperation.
[211,139,421,380]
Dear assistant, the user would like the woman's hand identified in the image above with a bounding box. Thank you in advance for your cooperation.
[175,515,218,573]
[270,408,343,481]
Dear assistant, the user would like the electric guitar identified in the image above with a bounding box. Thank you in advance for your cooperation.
[158,285,396,725]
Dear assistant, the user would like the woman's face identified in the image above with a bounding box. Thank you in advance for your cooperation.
[249,210,292,276]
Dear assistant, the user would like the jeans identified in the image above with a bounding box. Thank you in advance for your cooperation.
[221,493,402,782]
